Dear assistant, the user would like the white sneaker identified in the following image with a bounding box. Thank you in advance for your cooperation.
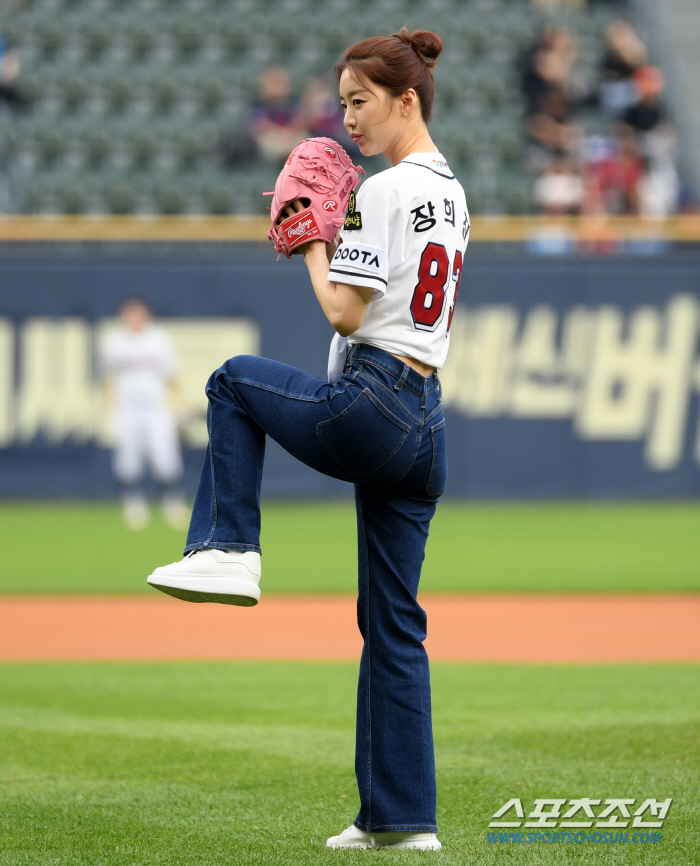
[372,832,442,850]
[326,825,375,849]
[146,548,261,606]
[124,495,150,531]
[326,825,441,851]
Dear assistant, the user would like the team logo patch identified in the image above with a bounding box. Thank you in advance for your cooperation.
[323,200,337,211]
[332,243,385,272]
[343,191,362,231]
[284,211,321,247]
[324,145,337,158]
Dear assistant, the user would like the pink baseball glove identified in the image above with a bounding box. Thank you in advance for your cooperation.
[265,137,363,258]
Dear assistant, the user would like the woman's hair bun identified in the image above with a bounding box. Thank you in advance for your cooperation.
[395,27,443,68]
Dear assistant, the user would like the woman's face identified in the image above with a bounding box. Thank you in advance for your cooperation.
[339,69,403,156]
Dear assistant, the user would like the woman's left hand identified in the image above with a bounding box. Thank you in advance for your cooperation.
[279,199,306,221]
[277,200,338,261]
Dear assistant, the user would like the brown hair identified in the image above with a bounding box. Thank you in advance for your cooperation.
[335,27,443,124]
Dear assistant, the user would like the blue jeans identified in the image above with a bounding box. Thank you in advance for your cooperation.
[186,343,446,833]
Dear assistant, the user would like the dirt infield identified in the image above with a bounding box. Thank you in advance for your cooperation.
[0,594,698,662]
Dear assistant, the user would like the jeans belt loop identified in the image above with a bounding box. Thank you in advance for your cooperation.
[394,366,409,392]
[420,378,427,410]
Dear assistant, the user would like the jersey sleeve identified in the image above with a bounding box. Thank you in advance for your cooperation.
[328,176,394,299]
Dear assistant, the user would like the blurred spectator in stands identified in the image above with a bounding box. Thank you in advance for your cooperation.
[298,77,360,159]
[299,78,344,140]
[250,66,305,163]
[624,65,665,133]
[599,20,648,117]
[520,25,578,117]
[584,124,645,215]
[533,157,585,215]
[218,66,305,169]
[0,34,22,106]
[526,88,582,175]
[638,151,679,218]
[637,113,680,218]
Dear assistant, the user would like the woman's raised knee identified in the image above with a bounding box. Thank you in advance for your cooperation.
[207,354,259,391]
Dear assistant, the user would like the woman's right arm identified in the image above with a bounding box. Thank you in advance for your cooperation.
[303,241,373,337]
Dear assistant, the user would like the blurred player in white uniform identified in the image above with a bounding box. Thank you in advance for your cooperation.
[99,298,188,530]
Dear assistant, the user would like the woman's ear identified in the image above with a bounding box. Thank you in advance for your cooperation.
[401,88,419,116]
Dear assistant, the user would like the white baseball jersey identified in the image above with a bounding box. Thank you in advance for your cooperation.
[99,323,183,483]
[328,152,469,370]
[99,324,180,409]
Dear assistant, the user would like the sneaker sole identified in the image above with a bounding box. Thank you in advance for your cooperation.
[146,574,260,606]
[377,840,441,851]
[326,842,373,849]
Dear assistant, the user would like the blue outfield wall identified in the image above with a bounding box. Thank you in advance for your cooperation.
[1,246,700,499]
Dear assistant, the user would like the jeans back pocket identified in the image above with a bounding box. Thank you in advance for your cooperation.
[426,419,447,497]
[317,388,411,477]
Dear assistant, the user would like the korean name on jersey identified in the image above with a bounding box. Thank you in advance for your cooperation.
[328,152,470,370]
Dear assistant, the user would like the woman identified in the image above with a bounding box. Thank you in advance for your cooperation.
[148,27,469,851]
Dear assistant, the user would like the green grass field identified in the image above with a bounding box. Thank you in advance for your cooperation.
[2,502,698,863]
[2,501,700,594]
[0,662,697,865]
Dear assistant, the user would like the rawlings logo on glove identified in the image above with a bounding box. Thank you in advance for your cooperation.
[265,137,363,259]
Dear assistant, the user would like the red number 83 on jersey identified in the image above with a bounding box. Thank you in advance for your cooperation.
[410,242,463,334]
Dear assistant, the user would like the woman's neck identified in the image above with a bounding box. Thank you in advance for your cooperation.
[384,127,439,166]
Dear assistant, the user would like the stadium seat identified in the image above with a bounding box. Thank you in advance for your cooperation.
[269,24,301,57]
[59,182,87,214]
[152,78,180,115]
[176,23,205,61]
[319,24,349,59]
[129,129,156,169]
[494,129,522,165]
[156,182,186,214]
[106,182,137,214]
[438,79,462,112]
[480,77,508,110]
[177,130,204,171]
[223,23,253,59]
[17,75,42,109]
[37,23,65,63]
[37,129,65,168]
[130,23,156,63]
[205,182,234,214]
[83,23,111,61]
[499,169,530,215]
[84,129,111,168]
[463,25,491,59]
[197,77,224,115]
[62,76,88,115]
[108,77,134,115]
[447,130,476,167]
